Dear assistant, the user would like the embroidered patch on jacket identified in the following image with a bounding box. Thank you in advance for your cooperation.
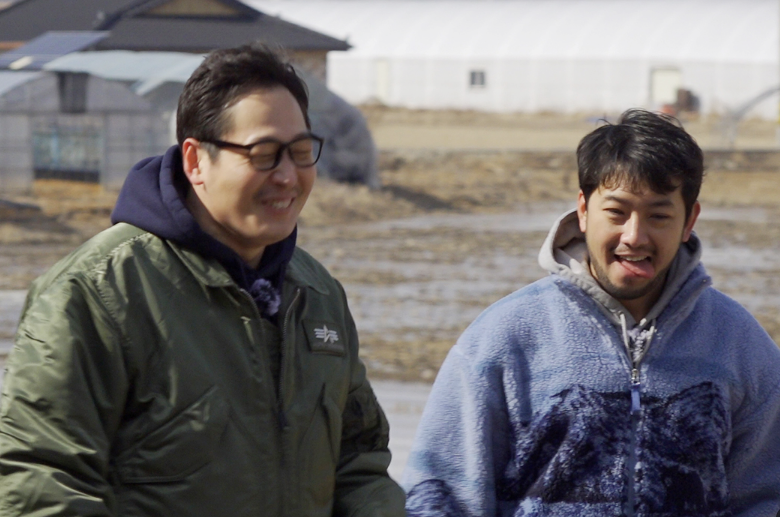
[304,320,345,355]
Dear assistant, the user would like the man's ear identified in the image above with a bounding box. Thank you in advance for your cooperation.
[682,201,701,242]
[181,138,205,186]
[577,190,588,233]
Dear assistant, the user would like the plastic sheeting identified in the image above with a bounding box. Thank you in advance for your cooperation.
[248,0,779,117]
[0,71,40,96]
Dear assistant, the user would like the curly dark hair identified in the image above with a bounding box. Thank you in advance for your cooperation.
[577,109,704,218]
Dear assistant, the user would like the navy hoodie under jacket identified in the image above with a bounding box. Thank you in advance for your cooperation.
[110,145,296,321]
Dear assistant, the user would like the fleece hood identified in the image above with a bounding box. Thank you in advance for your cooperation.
[538,209,703,328]
[110,145,296,318]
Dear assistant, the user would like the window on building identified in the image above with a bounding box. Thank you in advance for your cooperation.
[32,116,102,182]
[469,70,486,88]
[58,72,88,114]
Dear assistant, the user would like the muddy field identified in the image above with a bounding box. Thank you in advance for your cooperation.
[2,110,780,382]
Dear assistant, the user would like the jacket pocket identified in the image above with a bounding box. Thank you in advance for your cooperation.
[301,384,342,507]
[114,386,230,483]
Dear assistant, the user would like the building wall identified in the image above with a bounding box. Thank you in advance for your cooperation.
[328,55,778,118]
[0,74,58,113]
[0,74,171,194]
[103,112,169,190]
[248,0,779,119]
[0,114,32,192]
[147,0,239,16]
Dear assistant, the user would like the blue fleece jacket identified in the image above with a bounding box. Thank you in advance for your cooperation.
[403,210,780,517]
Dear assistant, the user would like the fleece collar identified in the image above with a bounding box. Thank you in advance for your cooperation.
[538,209,703,328]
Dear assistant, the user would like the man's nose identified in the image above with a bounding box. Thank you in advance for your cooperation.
[270,152,297,185]
[621,214,650,247]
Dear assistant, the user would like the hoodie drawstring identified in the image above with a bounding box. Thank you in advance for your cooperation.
[620,312,629,355]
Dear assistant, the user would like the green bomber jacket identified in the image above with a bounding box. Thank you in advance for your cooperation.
[0,222,405,517]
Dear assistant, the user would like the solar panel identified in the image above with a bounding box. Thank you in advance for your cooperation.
[0,31,109,70]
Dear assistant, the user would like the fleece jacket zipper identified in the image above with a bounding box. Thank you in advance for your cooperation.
[626,366,641,517]
[620,316,655,517]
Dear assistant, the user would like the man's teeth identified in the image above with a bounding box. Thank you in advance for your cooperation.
[621,256,647,262]
[269,200,291,209]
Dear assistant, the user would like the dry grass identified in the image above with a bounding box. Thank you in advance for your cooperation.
[3,109,780,380]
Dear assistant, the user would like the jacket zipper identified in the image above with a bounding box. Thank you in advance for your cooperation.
[279,287,301,517]
[620,316,654,517]
[626,365,641,517]
[619,280,709,515]
[630,367,641,415]
[239,285,301,516]
[238,287,299,430]
[279,287,301,430]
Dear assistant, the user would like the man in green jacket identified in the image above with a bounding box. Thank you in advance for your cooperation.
[0,44,405,517]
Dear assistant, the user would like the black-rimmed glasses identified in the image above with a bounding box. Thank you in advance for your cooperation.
[203,134,324,171]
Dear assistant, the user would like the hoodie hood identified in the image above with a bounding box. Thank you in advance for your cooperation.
[111,146,198,244]
[538,209,703,328]
[110,145,296,318]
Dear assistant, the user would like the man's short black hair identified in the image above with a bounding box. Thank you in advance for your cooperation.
[577,109,704,218]
[176,43,310,151]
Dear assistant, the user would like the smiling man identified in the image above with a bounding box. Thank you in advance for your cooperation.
[0,45,404,517]
[403,109,780,517]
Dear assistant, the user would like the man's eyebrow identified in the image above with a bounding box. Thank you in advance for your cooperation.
[601,194,627,203]
[601,194,675,207]
[247,132,313,145]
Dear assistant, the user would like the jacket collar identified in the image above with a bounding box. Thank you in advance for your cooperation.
[285,249,331,295]
[170,242,331,295]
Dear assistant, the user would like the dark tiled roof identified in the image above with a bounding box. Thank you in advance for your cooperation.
[0,0,129,38]
[0,0,349,51]
[96,15,349,52]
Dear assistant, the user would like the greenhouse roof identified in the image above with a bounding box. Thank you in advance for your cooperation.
[246,0,777,63]
[0,70,39,95]
[43,51,204,94]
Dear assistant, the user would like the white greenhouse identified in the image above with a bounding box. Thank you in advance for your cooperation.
[247,0,779,118]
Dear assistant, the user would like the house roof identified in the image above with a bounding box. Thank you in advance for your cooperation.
[0,0,349,52]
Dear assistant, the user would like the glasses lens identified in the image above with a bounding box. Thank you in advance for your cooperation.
[249,141,282,171]
[247,137,322,170]
[289,137,321,167]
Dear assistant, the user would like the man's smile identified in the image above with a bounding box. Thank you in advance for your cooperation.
[614,253,655,279]
[262,197,295,210]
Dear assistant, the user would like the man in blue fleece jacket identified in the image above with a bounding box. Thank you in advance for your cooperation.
[403,109,780,517]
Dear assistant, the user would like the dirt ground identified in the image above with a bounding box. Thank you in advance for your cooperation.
[361,106,780,150]
[2,109,780,381]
